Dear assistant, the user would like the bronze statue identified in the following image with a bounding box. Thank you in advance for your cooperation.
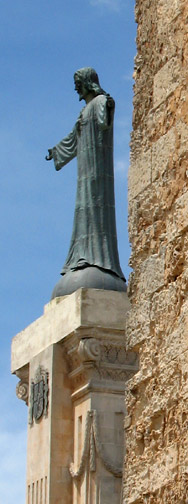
[46,67,126,297]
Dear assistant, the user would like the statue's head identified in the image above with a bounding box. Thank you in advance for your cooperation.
[74,67,106,101]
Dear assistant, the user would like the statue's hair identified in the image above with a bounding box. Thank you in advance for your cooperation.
[74,67,107,96]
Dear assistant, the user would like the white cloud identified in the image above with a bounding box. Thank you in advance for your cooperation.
[90,0,122,12]
[0,429,27,504]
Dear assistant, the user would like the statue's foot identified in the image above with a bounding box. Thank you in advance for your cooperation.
[51,266,126,299]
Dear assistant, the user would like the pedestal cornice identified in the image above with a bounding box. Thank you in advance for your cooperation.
[11,288,130,375]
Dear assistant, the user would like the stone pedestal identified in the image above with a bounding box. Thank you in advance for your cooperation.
[12,289,137,504]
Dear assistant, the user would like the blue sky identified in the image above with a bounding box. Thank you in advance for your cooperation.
[0,0,136,501]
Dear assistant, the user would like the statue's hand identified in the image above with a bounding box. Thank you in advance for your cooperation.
[45,149,53,161]
[107,96,115,109]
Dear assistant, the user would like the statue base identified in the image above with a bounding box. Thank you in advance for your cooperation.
[51,266,126,299]
[12,288,138,504]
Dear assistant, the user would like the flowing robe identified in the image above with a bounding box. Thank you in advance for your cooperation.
[52,94,125,281]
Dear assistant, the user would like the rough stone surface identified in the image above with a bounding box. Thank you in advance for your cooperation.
[124,0,188,502]
[153,57,181,108]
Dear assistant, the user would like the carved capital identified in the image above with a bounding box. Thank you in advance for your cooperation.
[62,332,138,394]
[16,380,29,405]
[78,338,101,362]
[16,365,29,405]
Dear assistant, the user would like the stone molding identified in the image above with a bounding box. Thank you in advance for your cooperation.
[11,289,130,375]
[63,334,138,396]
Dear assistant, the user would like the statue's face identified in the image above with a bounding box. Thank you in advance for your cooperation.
[74,75,88,101]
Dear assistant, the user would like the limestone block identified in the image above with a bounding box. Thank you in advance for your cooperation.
[124,445,179,502]
[151,284,180,340]
[151,127,176,181]
[128,198,140,241]
[153,57,181,108]
[156,19,184,71]
[166,233,184,273]
[125,300,151,351]
[128,148,152,200]
[128,181,166,248]
[166,191,188,240]
[123,465,150,504]
[157,0,182,31]
[146,84,185,146]
[176,119,188,158]
[125,353,185,433]
[78,288,130,328]
[178,436,188,502]
[149,360,181,411]
[151,119,188,183]
[156,299,188,371]
[149,445,178,493]
[136,249,165,299]
[129,219,167,268]
[176,349,188,398]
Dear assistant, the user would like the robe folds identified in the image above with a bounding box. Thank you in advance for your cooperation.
[52,94,125,281]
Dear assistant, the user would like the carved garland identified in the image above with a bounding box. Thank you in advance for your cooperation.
[69,410,122,479]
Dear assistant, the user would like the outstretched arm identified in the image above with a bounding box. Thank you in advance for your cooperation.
[45,127,77,171]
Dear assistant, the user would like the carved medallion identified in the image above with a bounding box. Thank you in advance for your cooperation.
[29,366,49,425]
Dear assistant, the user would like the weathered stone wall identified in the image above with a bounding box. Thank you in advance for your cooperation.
[123,0,188,502]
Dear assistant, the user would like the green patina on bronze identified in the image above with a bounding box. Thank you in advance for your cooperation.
[46,67,125,294]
